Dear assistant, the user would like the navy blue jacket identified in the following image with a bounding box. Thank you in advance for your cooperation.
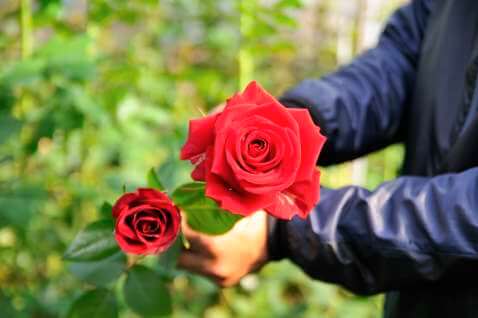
[269,1,478,316]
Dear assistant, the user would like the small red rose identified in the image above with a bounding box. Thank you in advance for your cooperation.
[180,81,326,220]
[112,188,181,255]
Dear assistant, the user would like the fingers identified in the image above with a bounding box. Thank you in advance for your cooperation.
[177,251,213,274]
[181,222,215,256]
[177,251,235,287]
[178,251,224,285]
[178,210,268,288]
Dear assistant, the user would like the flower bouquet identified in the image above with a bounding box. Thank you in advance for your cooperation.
[64,81,326,317]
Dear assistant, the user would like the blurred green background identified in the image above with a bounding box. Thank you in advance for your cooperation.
[0,0,405,317]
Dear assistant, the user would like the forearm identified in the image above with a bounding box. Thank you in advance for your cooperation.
[269,167,478,295]
[281,0,433,165]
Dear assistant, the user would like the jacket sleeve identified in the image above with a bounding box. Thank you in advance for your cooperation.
[280,0,433,166]
[268,167,478,295]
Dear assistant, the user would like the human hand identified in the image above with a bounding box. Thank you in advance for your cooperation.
[178,210,268,287]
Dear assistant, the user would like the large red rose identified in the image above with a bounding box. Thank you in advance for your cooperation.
[112,188,181,255]
[180,81,326,220]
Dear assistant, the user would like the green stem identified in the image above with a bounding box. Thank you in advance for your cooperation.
[180,231,191,250]
[18,0,33,173]
[20,0,33,59]
[239,0,255,89]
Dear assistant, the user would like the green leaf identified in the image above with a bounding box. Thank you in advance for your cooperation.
[123,265,172,317]
[0,85,15,114]
[69,251,126,286]
[64,220,119,261]
[2,58,45,86]
[147,167,165,191]
[276,0,303,9]
[0,184,47,230]
[23,114,56,154]
[157,236,181,271]
[0,116,21,146]
[157,156,191,192]
[67,289,118,318]
[39,36,96,81]
[172,183,242,235]
[0,292,17,318]
[99,202,113,219]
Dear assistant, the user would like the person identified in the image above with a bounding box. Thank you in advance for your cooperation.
[178,0,478,317]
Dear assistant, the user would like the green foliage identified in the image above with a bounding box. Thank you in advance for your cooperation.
[147,167,166,191]
[0,115,21,145]
[67,289,118,318]
[0,184,47,229]
[158,236,183,272]
[124,266,172,317]
[68,251,126,287]
[173,182,243,235]
[64,220,119,261]
[99,202,114,219]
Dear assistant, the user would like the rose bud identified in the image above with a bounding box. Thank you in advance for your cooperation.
[112,188,181,255]
[180,81,326,220]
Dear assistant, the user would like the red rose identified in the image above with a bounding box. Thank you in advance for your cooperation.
[112,188,181,255]
[180,81,326,220]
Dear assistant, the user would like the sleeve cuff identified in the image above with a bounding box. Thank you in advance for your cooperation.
[267,215,286,261]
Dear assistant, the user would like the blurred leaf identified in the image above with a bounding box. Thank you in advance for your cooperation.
[172,182,242,235]
[271,12,297,28]
[64,219,119,261]
[67,289,118,318]
[39,36,96,81]
[123,265,172,317]
[276,0,303,9]
[1,59,45,86]
[0,184,47,229]
[69,86,109,125]
[99,202,113,219]
[157,156,191,192]
[147,167,165,191]
[0,115,21,145]
[0,292,17,318]
[69,251,126,286]
[157,236,181,271]
[24,115,55,154]
[0,85,15,113]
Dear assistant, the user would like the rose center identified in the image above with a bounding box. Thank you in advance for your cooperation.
[248,139,267,157]
[137,219,159,234]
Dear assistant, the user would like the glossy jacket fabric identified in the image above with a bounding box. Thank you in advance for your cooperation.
[269,0,478,317]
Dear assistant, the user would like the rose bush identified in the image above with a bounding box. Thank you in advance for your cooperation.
[181,81,326,220]
[112,188,181,255]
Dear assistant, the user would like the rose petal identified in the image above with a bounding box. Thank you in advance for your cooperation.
[205,171,275,216]
[180,113,218,160]
[241,102,299,134]
[214,116,285,178]
[240,81,278,107]
[116,216,137,240]
[116,205,154,239]
[225,92,248,108]
[288,108,327,181]
[214,103,256,133]
[234,126,284,173]
[112,193,138,218]
[223,121,300,194]
[115,232,147,254]
[113,190,181,255]
[137,188,168,201]
[191,157,207,181]
[265,170,321,220]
